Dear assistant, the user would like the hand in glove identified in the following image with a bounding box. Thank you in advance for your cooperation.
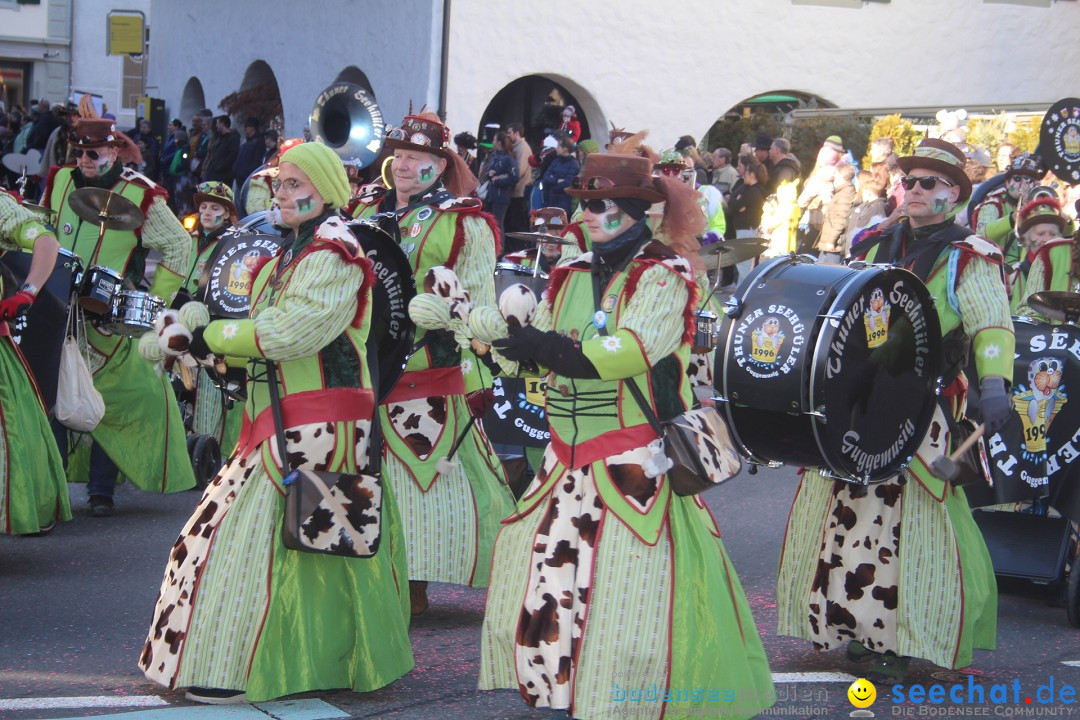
[188,326,215,364]
[0,290,34,321]
[978,376,1013,434]
[492,325,599,379]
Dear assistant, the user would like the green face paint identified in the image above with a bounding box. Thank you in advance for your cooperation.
[603,209,625,232]
[296,195,315,214]
[419,163,436,183]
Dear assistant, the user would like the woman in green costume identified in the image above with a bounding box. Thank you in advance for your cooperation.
[139,142,412,704]
[0,190,71,534]
[478,152,775,720]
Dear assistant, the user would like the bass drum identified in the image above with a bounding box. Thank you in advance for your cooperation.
[0,247,82,411]
[349,216,416,402]
[716,256,942,483]
[197,229,284,318]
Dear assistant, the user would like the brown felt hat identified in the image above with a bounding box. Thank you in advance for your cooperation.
[383,111,455,164]
[565,153,664,203]
[896,138,972,203]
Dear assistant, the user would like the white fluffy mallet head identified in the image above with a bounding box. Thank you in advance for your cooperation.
[498,283,538,328]
[153,308,180,335]
[157,322,193,357]
[424,265,468,303]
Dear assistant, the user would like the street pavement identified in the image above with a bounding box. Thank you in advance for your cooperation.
[1,465,1078,719]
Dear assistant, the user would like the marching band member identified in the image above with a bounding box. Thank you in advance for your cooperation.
[0,190,71,534]
[41,117,194,516]
[478,153,775,720]
[140,141,413,703]
[502,207,578,272]
[1017,197,1077,318]
[777,139,1013,682]
[970,152,1041,259]
[350,111,514,615]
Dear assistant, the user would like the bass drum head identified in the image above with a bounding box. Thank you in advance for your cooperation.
[810,266,942,482]
[349,217,416,401]
[198,230,284,318]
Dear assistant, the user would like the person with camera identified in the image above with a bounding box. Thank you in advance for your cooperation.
[140,141,413,704]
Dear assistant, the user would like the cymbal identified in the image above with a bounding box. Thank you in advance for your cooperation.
[21,203,55,220]
[698,238,768,267]
[68,187,144,231]
[506,231,575,246]
[1028,291,1080,323]
[2,150,39,175]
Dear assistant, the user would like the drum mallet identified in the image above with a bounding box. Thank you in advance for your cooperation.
[929,423,986,483]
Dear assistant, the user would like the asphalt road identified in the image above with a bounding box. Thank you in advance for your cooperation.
[1,465,1078,719]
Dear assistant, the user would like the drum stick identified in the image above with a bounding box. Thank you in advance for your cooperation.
[949,423,986,460]
[929,423,985,483]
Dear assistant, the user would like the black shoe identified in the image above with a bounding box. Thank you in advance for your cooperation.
[88,495,114,518]
[185,687,246,704]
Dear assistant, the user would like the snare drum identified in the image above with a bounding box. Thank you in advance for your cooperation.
[692,309,719,353]
[102,290,164,337]
[79,265,122,314]
[494,262,548,299]
[715,256,942,483]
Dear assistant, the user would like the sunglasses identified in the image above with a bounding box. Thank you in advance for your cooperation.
[900,175,955,191]
[582,198,616,214]
[72,148,101,160]
[387,127,433,146]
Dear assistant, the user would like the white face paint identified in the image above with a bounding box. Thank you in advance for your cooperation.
[391,149,445,201]
[198,201,228,232]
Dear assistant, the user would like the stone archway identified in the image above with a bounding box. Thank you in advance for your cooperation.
[179,76,205,124]
[220,60,284,132]
[334,66,375,96]
[478,74,597,151]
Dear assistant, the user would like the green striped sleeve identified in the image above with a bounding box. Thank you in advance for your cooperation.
[0,192,51,252]
[956,255,1014,382]
[144,196,193,299]
[205,249,362,361]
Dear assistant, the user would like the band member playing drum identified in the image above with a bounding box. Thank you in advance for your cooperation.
[478,153,775,720]
[181,181,243,453]
[350,111,514,615]
[41,117,195,516]
[140,141,413,704]
[776,139,1014,682]
[0,190,71,534]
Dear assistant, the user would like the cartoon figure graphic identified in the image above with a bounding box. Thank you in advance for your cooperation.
[1063,125,1080,158]
[863,287,891,349]
[1014,356,1068,454]
[751,316,785,364]
[227,249,263,297]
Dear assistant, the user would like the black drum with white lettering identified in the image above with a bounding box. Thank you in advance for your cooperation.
[198,231,284,318]
[715,256,942,483]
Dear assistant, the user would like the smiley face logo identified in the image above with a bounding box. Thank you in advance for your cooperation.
[848,678,876,708]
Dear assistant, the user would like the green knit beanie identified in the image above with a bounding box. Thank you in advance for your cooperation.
[279,142,350,209]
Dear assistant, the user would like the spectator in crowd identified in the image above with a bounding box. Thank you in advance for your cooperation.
[504,122,533,241]
[675,134,709,186]
[26,99,59,153]
[232,118,264,193]
[796,135,845,250]
[845,170,887,250]
[128,118,160,180]
[454,131,480,176]
[996,142,1018,173]
[711,147,739,193]
[262,128,280,164]
[160,119,188,212]
[726,153,769,239]
[558,105,581,143]
[483,130,518,240]
[37,102,77,178]
[884,151,905,216]
[767,137,801,192]
[816,162,856,264]
[754,133,773,171]
[540,134,579,214]
[203,115,240,186]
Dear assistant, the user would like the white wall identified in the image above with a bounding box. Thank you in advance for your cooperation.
[0,0,49,37]
[70,0,150,130]
[445,0,1080,150]
[148,0,442,138]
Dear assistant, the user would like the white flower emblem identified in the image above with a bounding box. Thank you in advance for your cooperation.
[982,343,1000,360]
[25,226,39,240]
[222,322,239,340]
[601,336,622,353]
[460,359,473,375]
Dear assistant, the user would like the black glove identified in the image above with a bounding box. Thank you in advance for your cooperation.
[188,326,214,363]
[978,377,1013,434]
[492,325,599,379]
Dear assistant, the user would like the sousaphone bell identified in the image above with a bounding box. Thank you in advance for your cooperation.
[310,82,385,170]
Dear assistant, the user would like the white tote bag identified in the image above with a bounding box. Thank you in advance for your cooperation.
[54,303,105,432]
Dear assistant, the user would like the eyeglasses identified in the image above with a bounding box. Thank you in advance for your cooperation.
[582,198,616,214]
[271,177,310,194]
[570,175,615,191]
[900,175,955,191]
[387,127,432,146]
[72,148,101,160]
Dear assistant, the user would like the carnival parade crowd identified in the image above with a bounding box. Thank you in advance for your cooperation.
[0,90,1079,720]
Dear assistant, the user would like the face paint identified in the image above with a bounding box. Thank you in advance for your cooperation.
[418,162,436,184]
[931,189,951,214]
[296,195,315,214]
[603,208,625,232]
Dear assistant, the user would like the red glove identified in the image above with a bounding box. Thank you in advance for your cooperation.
[466,389,495,418]
[0,291,35,321]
